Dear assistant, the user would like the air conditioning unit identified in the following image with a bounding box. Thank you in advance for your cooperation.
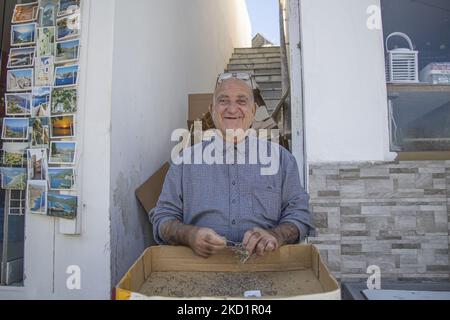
[385,32,419,83]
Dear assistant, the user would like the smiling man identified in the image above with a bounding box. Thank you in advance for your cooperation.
[149,72,314,258]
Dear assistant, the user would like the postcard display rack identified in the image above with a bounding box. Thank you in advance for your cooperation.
[1,1,81,235]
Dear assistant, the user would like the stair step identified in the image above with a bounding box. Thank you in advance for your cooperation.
[225,68,281,75]
[228,62,281,70]
[253,74,282,82]
[261,89,282,100]
[235,47,281,54]
[256,81,282,90]
[232,53,281,60]
[229,57,281,65]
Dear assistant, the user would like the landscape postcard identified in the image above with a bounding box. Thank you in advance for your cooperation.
[48,168,75,191]
[56,13,80,41]
[2,118,29,140]
[5,93,32,116]
[54,64,78,87]
[12,2,39,24]
[27,180,48,215]
[11,23,36,46]
[8,47,35,68]
[3,143,28,166]
[49,141,76,165]
[51,114,75,138]
[55,39,80,64]
[51,86,77,114]
[58,0,80,17]
[32,87,52,117]
[1,167,27,190]
[7,68,33,92]
[47,193,77,220]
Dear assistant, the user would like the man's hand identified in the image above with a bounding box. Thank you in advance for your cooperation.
[243,227,280,257]
[243,223,300,257]
[188,227,227,258]
[159,220,226,258]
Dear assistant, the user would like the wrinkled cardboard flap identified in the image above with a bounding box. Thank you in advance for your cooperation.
[189,94,213,121]
[135,163,170,214]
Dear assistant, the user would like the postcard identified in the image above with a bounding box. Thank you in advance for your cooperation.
[39,0,58,27]
[49,141,76,165]
[32,87,52,118]
[55,39,80,64]
[5,93,32,116]
[2,118,29,141]
[37,27,55,57]
[27,180,48,215]
[12,2,39,24]
[7,47,35,68]
[7,68,33,92]
[51,86,77,114]
[54,64,78,87]
[56,13,80,41]
[47,193,77,220]
[48,167,75,191]
[1,168,27,190]
[11,23,36,46]
[35,56,54,87]
[2,143,29,166]
[27,149,48,180]
[57,0,80,17]
[51,114,75,138]
[29,117,50,148]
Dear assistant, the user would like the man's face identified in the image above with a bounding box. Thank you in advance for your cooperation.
[211,78,256,136]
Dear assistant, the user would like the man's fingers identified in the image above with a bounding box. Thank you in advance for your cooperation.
[256,238,269,256]
[204,231,227,246]
[245,232,262,255]
[265,240,277,252]
[242,231,254,247]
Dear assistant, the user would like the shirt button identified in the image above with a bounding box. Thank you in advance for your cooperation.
[232,220,237,225]
[232,181,236,186]
[232,199,236,204]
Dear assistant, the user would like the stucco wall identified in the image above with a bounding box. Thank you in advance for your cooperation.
[299,0,397,163]
[109,0,251,288]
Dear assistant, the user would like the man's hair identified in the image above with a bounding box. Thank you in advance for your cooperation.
[213,77,255,106]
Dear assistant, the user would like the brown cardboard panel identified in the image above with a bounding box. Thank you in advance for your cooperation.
[189,94,213,121]
[135,163,170,214]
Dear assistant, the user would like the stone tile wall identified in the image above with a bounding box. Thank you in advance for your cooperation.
[309,161,450,282]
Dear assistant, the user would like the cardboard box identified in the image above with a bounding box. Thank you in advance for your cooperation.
[115,244,340,300]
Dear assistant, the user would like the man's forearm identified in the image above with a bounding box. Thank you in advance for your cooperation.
[270,223,300,246]
[159,220,197,246]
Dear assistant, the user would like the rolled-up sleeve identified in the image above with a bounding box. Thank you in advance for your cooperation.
[149,161,184,245]
[279,152,316,241]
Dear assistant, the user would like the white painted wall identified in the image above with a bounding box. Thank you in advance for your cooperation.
[109,0,251,287]
[297,0,397,162]
[22,0,114,300]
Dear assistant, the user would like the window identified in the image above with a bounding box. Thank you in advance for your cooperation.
[382,0,450,152]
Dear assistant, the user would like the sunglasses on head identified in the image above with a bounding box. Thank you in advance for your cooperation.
[215,72,255,89]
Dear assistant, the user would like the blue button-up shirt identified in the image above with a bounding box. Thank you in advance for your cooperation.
[149,135,314,244]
